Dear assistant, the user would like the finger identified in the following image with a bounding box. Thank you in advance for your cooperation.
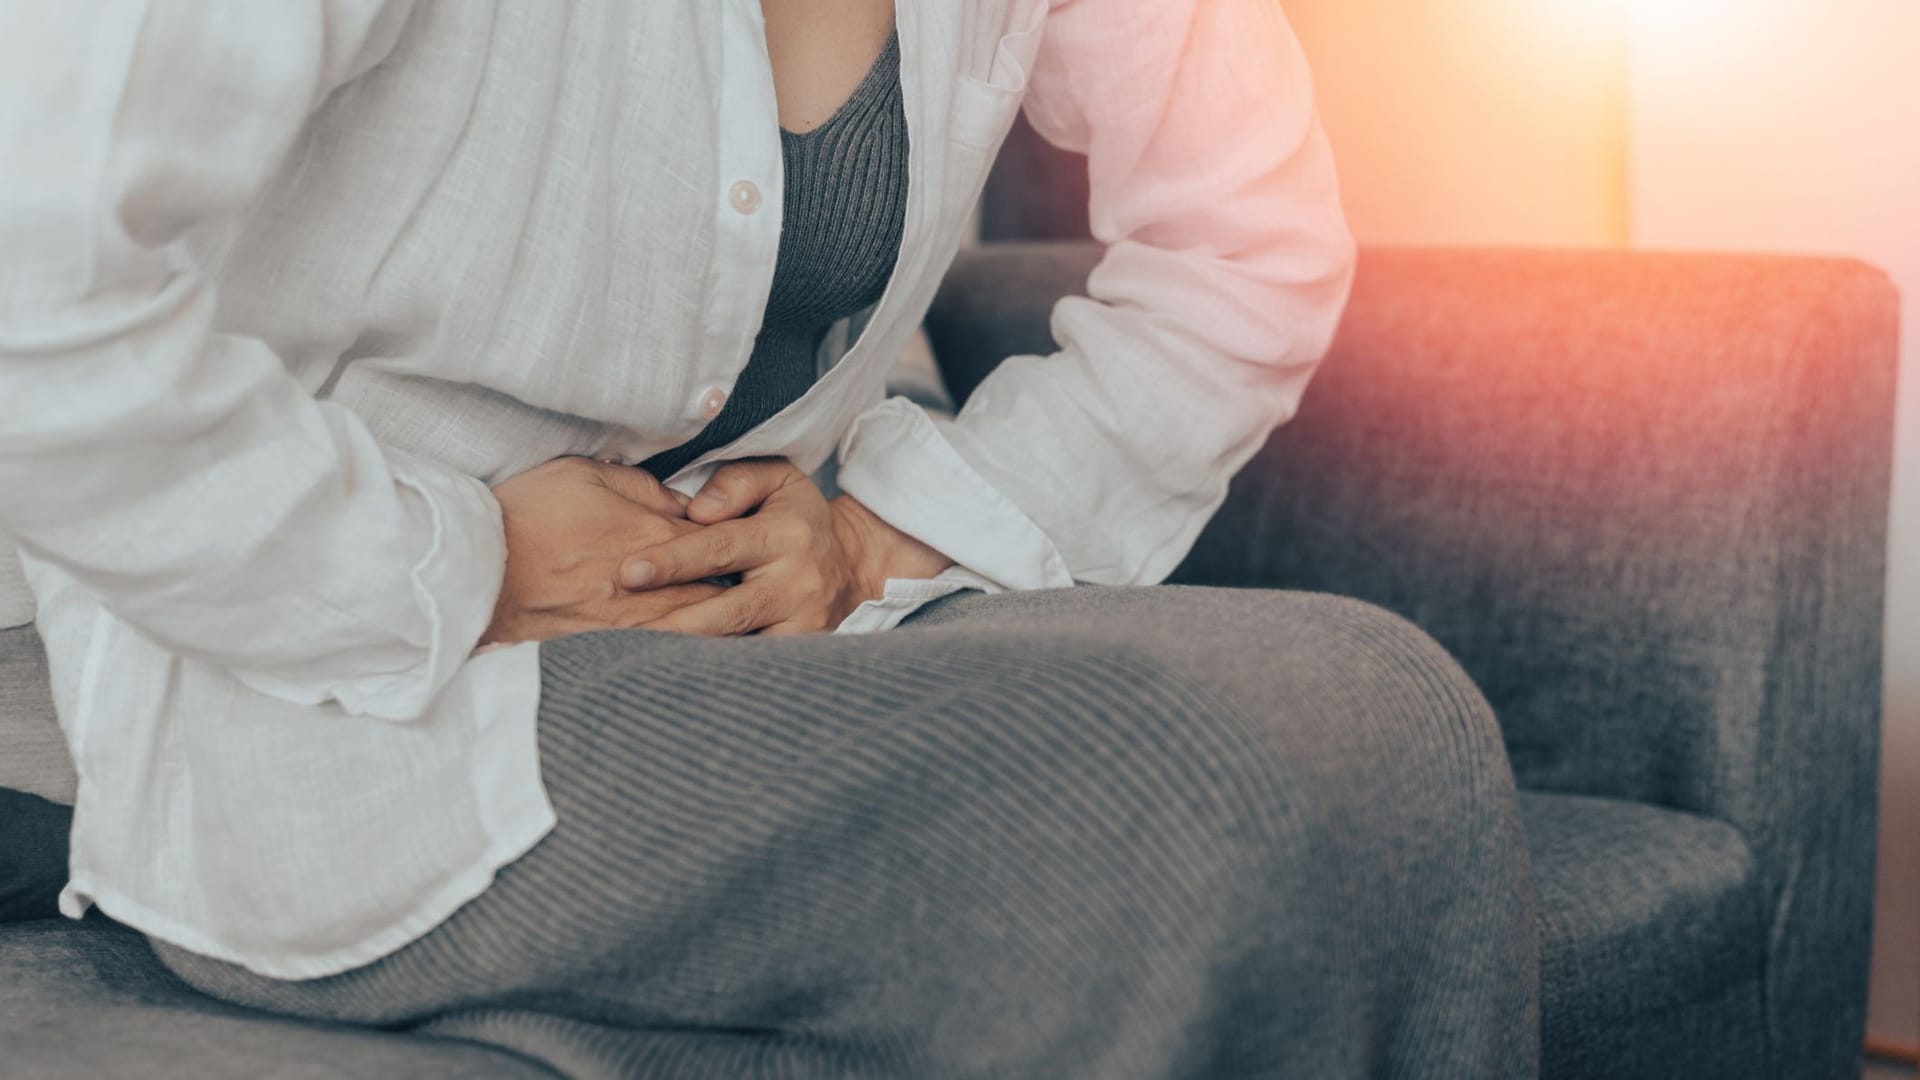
[687,458,805,523]
[619,519,779,589]
[639,582,785,637]
[759,619,829,637]
[605,582,728,627]
[584,457,688,518]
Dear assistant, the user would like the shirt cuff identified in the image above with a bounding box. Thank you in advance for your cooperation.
[834,397,1074,593]
[230,453,508,722]
[833,565,997,636]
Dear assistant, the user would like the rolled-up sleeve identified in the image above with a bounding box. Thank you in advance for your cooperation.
[0,0,503,722]
[836,0,1355,589]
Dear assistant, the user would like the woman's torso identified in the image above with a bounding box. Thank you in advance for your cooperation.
[204,0,1044,488]
[638,28,909,479]
[30,0,1055,976]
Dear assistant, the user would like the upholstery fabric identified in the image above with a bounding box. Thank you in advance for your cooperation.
[0,622,80,928]
[0,540,28,629]
[0,918,552,1079]
[928,243,1897,1080]
[0,623,71,805]
[1522,792,1765,1080]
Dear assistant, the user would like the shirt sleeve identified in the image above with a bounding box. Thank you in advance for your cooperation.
[835,0,1356,589]
[0,0,506,723]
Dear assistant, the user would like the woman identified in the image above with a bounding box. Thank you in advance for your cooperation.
[0,1,1536,1076]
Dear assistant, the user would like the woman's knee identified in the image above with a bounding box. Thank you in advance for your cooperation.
[1320,596,1508,792]
[873,609,1521,907]
[925,600,1511,830]
[1270,595,1523,876]
[1203,592,1504,777]
[1120,592,1519,864]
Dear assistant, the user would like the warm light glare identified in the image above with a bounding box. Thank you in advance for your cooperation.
[1546,0,1740,40]
[1627,0,1743,41]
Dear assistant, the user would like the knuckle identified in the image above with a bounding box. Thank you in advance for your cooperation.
[751,590,783,623]
[767,515,807,551]
[726,601,760,635]
[642,552,677,582]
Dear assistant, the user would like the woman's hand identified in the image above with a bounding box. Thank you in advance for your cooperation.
[482,456,727,646]
[617,458,952,636]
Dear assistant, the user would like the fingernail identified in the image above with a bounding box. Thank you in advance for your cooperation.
[623,561,655,588]
[692,490,727,512]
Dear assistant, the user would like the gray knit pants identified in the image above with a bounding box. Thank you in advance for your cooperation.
[156,585,1539,1079]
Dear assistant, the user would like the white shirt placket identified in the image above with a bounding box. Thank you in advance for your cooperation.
[595,1,785,475]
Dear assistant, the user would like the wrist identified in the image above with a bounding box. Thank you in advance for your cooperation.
[829,495,953,601]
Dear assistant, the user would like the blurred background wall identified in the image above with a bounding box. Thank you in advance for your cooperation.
[1280,0,1918,1053]
[1284,0,1629,248]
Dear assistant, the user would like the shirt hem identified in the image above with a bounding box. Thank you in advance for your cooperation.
[68,795,556,982]
[64,642,556,982]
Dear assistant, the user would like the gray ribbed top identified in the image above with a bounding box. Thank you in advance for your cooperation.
[643,33,907,479]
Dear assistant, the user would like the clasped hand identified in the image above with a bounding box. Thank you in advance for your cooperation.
[482,455,949,645]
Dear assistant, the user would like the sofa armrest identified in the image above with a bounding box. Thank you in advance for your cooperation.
[928,241,1898,1077]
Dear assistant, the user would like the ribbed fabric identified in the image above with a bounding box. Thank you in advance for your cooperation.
[152,586,1537,1079]
[641,33,906,480]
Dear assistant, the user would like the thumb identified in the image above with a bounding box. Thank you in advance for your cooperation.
[586,458,690,518]
[687,458,804,523]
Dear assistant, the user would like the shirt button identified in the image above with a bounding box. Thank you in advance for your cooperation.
[699,387,728,419]
[727,180,762,215]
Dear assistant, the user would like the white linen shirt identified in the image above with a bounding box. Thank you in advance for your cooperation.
[0,0,1354,978]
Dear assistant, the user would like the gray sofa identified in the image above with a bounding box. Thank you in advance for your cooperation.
[0,243,1897,1079]
[930,242,1897,1080]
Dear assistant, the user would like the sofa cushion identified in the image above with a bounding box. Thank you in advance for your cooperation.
[1525,791,1766,1079]
[0,917,550,1079]
[0,623,78,926]
[0,622,73,805]
[0,538,33,629]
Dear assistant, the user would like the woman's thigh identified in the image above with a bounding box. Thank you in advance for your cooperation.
[901,583,1507,786]
[522,580,1512,1006]
[156,584,1525,1066]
